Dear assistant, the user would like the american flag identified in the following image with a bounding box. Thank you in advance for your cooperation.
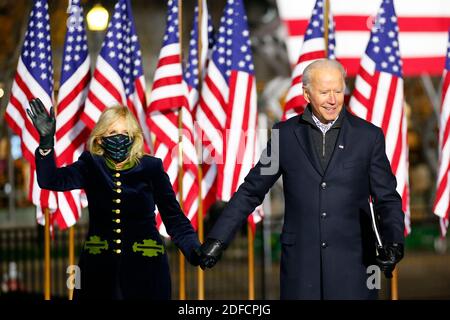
[4,0,58,226]
[277,0,450,76]
[433,32,450,237]
[147,0,198,236]
[349,0,411,235]
[53,0,90,229]
[147,0,188,113]
[184,1,217,226]
[81,0,151,151]
[282,0,336,120]
[196,0,262,229]
[184,1,214,109]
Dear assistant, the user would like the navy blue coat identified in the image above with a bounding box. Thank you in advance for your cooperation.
[36,150,200,299]
[209,108,405,299]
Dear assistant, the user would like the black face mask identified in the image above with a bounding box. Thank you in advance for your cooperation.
[101,134,134,163]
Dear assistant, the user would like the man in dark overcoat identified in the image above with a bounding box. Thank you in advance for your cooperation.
[196,59,405,299]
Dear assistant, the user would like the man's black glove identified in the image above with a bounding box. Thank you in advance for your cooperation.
[27,98,56,150]
[194,238,224,270]
[376,243,404,278]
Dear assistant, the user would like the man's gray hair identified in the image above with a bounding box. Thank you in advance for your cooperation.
[302,59,347,89]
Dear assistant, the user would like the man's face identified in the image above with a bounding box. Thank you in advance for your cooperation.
[303,67,345,123]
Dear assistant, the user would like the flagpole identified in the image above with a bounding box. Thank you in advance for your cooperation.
[177,0,186,301]
[247,224,255,300]
[324,0,330,57]
[68,226,75,300]
[53,85,76,301]
[44,208,51,300]
[391,267,399,300]
[177,108,187,301]
[196,0,205,301]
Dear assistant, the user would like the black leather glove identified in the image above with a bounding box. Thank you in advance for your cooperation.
[195,238,224,270]
[376,243,404,278]
[27,98,56,150]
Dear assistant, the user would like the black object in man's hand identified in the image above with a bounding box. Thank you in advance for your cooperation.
[376,243,404,278]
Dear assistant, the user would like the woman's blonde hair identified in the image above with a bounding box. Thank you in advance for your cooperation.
[88,106,145,163]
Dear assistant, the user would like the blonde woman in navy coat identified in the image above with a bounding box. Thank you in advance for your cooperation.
[27,99,201,299]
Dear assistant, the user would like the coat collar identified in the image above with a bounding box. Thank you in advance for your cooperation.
[294,117,323,175]
[301,104,344,129]
[294,106,353,176]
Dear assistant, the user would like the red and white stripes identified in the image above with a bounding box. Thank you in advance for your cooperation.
[5,58,58,223]
[433,39,450,236]
[218,71,258,201]
[148,0,200,236]
[196,61,228,158]
[350,54,411,235]
[277,0,450,76]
